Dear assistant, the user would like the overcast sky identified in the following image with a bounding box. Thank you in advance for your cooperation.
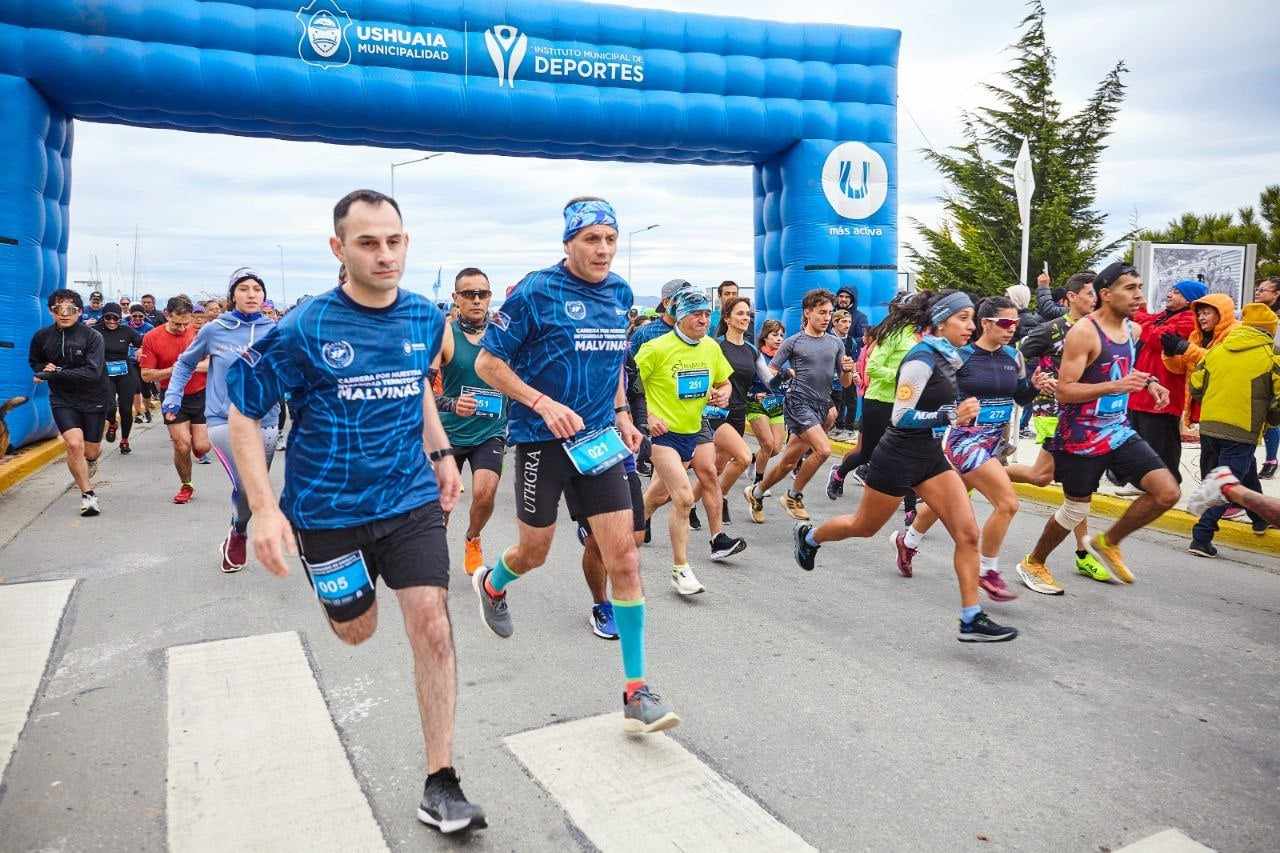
[65,0,1279,306]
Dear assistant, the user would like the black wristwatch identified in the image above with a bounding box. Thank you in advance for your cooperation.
[428,447,453,462]
[614,405,630,414]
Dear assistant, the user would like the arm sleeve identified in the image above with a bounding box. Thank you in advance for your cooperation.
[227,324,304,420]
[1013,349,1037,406]
[1189,359,1208,402]
[891,355,952,430]
[27,332,44,372]
[754,351,776,385]
[51,330,105,384]
[479,285,535,363]
[165,326,212,409]
[1036,287,1067,320]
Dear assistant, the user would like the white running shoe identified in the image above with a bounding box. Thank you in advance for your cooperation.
[671,565,705,596]
[79,493,100,517]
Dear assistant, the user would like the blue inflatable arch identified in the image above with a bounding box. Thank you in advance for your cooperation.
[0,0,899,449]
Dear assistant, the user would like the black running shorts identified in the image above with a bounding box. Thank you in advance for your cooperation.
[168,390,207,425]
[293,501,449,623]
[572,469,645,533]
[513,439,632,528]
[452,435,505,476]
[52,406,106,443]
[1053,435,1166,500]
[862,428,954,498]
[783,396,828,435]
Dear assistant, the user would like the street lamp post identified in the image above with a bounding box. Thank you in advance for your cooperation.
[390,152,447,197]
[276,244,287,306]
[627,224,660,285]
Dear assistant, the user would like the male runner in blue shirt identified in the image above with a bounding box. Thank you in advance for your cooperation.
[473,196,679,734]
[226,189,485,835]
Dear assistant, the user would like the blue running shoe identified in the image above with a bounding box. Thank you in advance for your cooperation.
[793,523,819,571]
[589,602,619,640]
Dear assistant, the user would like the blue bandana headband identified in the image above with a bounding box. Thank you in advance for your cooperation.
[674,289,711,321]
[929,292,973,327]
[563,200,619,242]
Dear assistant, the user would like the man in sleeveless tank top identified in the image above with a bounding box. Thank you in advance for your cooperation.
[1018,263,1181,589]
[433,269,509,576]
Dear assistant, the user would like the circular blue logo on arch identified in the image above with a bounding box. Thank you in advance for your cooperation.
[821,142,888,221]
[297,0,353,70]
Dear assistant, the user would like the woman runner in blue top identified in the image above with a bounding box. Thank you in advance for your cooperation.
[889,296,1037,600]
[791,290,1019,643]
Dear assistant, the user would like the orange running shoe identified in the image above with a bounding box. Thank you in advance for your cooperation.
[1086,533,1133,583]
[464,537,484,576]
[173,483,195,504]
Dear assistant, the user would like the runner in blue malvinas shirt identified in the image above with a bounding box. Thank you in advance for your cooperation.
[226,189,485,835]
[472,196,680,735]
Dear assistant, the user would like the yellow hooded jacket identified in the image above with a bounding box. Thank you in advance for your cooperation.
[1161,293,1238,424]
[1189,322,1280,444]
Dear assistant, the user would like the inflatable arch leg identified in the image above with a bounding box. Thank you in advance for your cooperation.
[0,75,72,450]
[756,140,898,335]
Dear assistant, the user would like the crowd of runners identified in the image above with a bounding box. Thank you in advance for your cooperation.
[25,189,1280,834]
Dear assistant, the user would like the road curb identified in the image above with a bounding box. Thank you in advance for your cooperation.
[825,438,1279,557]
[0,437,65,495]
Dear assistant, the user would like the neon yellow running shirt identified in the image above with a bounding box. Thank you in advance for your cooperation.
[635,330,732,434]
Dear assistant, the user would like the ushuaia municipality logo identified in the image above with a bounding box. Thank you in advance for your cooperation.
[297,0,353,70]
[485,24,528,88]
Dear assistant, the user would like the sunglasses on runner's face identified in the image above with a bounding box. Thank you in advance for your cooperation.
[984,317,1018,329]
[456,289,491,300]
[53,304,80,317]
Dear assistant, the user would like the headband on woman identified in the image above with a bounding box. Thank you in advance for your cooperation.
[929,292,973,327]
[563,200,618,242]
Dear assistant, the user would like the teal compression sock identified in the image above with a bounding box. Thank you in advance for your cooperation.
[612,598,646,683]
[488,553,520,593]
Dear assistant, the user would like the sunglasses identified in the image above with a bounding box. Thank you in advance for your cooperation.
[984,317,1019,329]
[456,289,491,300]
[53,305,80,317]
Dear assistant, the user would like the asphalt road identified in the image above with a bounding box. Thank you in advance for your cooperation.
[0,422,1276,852]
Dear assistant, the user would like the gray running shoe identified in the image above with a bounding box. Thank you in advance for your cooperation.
[623,685,681,734]
[417,767,486,834]
[472,567,513,638]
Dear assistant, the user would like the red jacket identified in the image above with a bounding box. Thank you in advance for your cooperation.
[1129,307,1195,415]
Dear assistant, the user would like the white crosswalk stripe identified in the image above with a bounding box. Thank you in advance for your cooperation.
[166,631,387,853]
[506,712,816,853]
[0,579,75,782]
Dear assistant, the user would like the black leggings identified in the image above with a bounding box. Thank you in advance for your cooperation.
[837,397,916,510]
[107,369,140,440]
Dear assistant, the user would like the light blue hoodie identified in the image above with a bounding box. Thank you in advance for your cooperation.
[164,311,279,427]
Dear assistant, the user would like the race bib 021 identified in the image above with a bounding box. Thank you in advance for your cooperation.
[563,426,628,476]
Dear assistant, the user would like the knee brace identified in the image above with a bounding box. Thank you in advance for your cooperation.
[1053,499,1090,530]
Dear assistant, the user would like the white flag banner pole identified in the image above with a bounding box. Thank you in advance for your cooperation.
[1013,137,1035,287]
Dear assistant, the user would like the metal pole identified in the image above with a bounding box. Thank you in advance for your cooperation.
[390,153,446,198]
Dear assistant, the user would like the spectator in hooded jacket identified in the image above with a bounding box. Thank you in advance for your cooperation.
[834,287,869,431]
[1161,292,1238,478]
[1185,303,1280,555]
[1127,279,1203,481]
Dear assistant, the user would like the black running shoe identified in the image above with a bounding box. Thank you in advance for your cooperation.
[709,532,747,561]
[957,612,1018,642]
[643,518,652,544]
[688,507,701,530]
[417,767,486,834]
[793,523,818,571]
[722,497,731,525]
[1186,540,1218,558]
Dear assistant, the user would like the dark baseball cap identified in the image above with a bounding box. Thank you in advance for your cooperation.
[1094,262,1138,291]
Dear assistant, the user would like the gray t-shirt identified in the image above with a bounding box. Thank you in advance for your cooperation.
[771,331,844,408]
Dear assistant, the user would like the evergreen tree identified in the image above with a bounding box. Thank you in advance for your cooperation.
[907,1,1128,295]
[1130,185,1280,279]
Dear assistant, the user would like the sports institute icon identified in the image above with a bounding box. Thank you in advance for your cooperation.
[821,141,889,221]
[485,24,528,88]
[297,0,353,70]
